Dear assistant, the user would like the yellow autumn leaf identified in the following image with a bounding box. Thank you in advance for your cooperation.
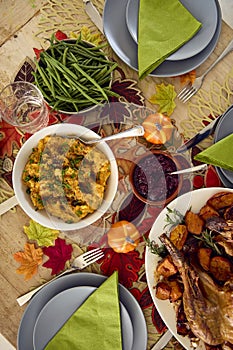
[24,220,59,247]
[13,243,43,280]
[149,83,177,116]
[70,27,102,46]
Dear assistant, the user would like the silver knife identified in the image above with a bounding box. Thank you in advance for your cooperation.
[0,195,18,216]
[176,116,221,153]
[83,0,104,34]
[151,330,173,350]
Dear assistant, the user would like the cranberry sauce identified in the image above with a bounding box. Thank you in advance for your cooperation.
[133,153,179,202]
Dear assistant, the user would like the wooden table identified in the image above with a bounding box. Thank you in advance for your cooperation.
[0,1,233,349]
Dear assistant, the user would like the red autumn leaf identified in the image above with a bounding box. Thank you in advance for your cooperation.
[204,165,222,188]
[33,48,44,60]
[98,244,144,289]
[0,120,24,157]
[193,174,204,189]
[55,30,68,40]
[152,305,167,333]
[43,237,73,275]
[111,78,144,106]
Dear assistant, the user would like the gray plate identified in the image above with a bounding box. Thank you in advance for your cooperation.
[103,0,221,77]
[17,272,147,350]
[215,166,233,188]
[33,286,133,350]
[214,105,233,185]
[125,0,218,61]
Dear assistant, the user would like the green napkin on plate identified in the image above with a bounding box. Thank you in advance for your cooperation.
[138,0,202,79]
[194,134,233,171]
[45,271,122,350]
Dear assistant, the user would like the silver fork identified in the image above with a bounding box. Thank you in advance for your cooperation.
[16,247,104,306]
[178,38,233,103]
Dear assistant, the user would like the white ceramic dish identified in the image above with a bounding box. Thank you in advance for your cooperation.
[17,273,147,350]
[12,124,118,231]
[145,187,233,350]
[125,0,218,61]
[103,0,221,77]
[33,286,133,350]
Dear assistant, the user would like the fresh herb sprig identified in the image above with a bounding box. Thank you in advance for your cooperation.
[164,207,184,229]
[194,230,223,255]
[143,236,167,257]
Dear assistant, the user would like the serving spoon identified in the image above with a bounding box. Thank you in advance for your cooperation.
[67,125,144,145]
[170,163,207,175]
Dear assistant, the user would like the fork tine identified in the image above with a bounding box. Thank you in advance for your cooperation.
[82,247,102,258]
[178,86,195,102]
[83,251,104,267]
[182,88,197,103]
[177,85,190,99]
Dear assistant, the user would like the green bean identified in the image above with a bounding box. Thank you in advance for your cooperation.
[72,63,108,100]
[33,35,119,112]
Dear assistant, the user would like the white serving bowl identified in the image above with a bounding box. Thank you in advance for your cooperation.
[13,124,118,231]
[145,187,233,350]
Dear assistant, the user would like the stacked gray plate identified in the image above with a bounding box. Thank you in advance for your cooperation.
[103,0,222,77]
[17,273,147,350]
[214,105,233,188]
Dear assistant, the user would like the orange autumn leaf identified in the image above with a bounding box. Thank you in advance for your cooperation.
[180,69,196,85]
[13,243,43,280]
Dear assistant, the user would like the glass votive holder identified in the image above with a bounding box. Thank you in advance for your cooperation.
[0,81,49,134]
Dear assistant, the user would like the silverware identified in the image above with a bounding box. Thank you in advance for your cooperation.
[178,38,233,103]
[83,0,103,34]
[170,163,207,175]
[69,125,144,145]
[151,330,173,350]
[16,248,104,306]
[176,116,221,153]
[0,195,18,216]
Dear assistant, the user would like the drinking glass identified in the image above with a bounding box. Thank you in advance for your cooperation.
[0,81,49,133]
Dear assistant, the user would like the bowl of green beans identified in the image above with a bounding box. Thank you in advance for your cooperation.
[33,38,118,114]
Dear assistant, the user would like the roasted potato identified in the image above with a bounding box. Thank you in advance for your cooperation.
[197,247,212,271]
[155,281,171,300]
[224,205,233,220]
[156,255,178,278]
[199,204,219,221]
[170,224,188,250]
[207,192,233,210]
[185,210,204,235]
[155,280,182,302]
[209,256,232,282]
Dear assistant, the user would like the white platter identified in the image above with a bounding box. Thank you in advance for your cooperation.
[145,187,233,350]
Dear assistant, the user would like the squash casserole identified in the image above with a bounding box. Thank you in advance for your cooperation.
[22,135,111,223]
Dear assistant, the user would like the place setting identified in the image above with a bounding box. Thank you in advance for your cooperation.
[103,0,222,77]
[17,270,148,350]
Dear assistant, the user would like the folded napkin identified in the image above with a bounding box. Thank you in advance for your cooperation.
[138,0,202,79]
[45,271,122,350]
[194,133,233,171]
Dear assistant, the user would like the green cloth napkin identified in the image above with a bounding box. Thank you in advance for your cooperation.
[45,271,122,350]
[138,0,202,79]
[194,133,233,171]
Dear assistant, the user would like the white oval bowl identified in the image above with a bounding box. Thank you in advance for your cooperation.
[13,124,118,231]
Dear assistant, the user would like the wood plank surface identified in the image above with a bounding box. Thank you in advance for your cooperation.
[0,0,47,46]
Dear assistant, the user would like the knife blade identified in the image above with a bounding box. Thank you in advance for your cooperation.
[83,0,103,34]
[151,330,173,350]
[176,116,221,153]
[0,195,18,216]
